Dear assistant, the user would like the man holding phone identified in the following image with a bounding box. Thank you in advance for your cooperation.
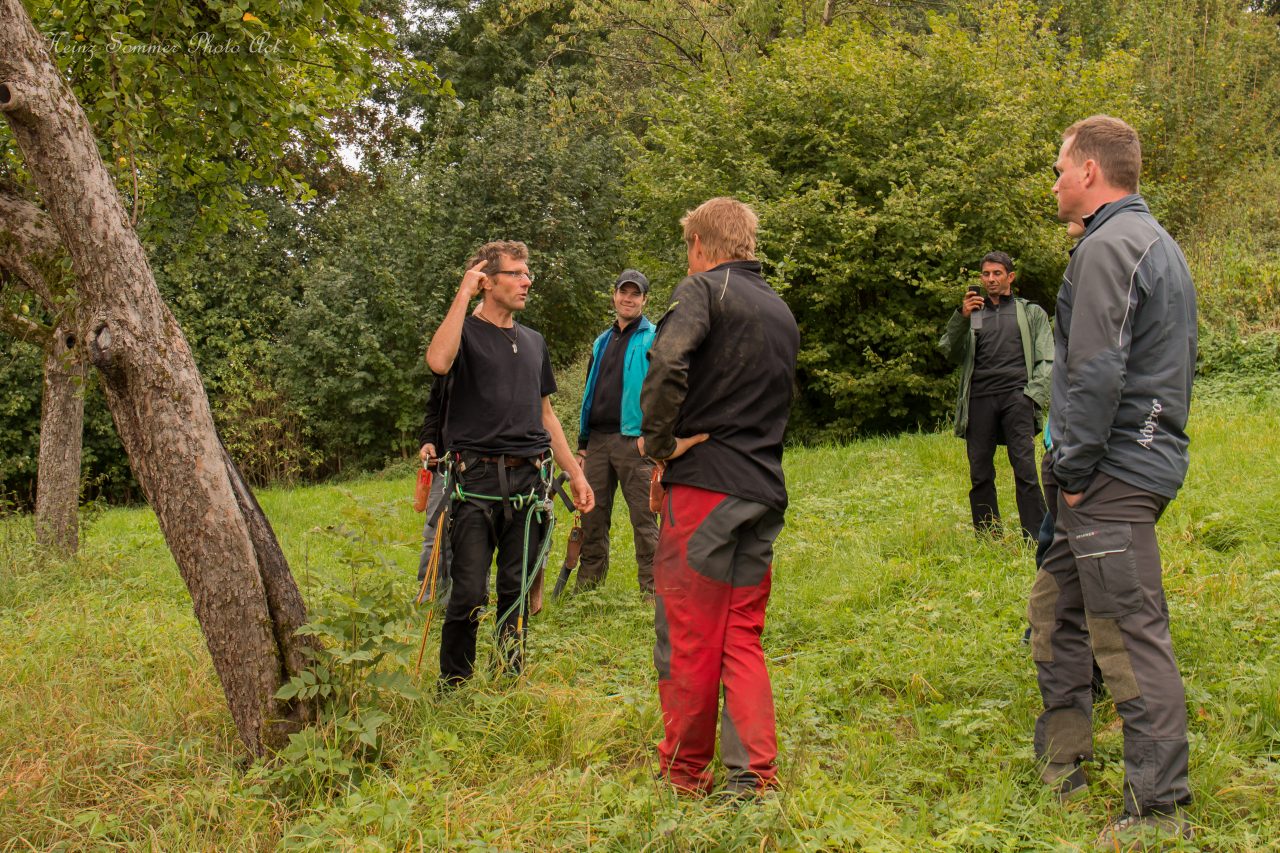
[939,251,1053,540]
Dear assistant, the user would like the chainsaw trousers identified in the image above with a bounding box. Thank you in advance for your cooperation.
[653,483,783,794]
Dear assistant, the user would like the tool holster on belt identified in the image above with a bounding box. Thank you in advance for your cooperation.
[552,515,583,598]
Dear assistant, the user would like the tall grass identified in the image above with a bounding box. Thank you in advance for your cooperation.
[1,380,1277,850]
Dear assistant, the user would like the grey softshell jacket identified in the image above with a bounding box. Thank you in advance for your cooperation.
[939,297,1054,437]
[1048,194,1198,499]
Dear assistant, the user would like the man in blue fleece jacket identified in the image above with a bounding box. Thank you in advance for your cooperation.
[576,270,659,595]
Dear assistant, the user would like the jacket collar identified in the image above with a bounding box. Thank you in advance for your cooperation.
[708,259,762,276]
[610,314,652,336]
[1071,194,1148,255]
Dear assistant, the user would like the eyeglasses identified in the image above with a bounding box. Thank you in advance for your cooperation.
[494,270,535,283]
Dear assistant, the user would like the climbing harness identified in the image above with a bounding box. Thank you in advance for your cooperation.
[414,453,575,678]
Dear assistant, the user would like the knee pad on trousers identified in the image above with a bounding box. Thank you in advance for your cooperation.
[1034,707,1093,764]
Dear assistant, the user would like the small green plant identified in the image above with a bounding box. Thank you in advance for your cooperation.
[265,507,421,799]
[278,789,415,851]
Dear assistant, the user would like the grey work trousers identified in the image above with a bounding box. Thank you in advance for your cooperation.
[577,431,659,593]
[1027,472,1191,815]
[416,471,451,590]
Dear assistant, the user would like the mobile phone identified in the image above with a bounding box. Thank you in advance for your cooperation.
[968,285,984,329]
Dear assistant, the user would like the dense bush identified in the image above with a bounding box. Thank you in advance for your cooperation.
[626,4,1141,436]
[1184,156,1280,334]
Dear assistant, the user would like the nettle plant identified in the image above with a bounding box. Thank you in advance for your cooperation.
[266,504,422,797]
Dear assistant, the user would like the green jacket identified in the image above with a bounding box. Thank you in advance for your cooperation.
[939,296,1053,438]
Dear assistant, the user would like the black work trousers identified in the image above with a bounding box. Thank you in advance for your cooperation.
[965,388,1046,539]
[439,459,547,683]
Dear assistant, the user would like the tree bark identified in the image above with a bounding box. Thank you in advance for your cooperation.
[1,189,83,555]
[0,0,313,755]
[33,326,84,554]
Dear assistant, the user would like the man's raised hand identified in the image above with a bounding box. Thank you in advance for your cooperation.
[460,261,488,301]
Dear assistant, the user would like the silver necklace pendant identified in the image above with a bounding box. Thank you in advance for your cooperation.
[511,342,518,354]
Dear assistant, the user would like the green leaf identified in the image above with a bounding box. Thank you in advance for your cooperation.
[274,680,301,700]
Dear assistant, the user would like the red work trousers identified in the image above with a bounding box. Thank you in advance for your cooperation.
[653,483,784,794]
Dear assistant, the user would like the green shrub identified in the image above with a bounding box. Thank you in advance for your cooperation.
[263,505,422,801]
[625,3,1142,436]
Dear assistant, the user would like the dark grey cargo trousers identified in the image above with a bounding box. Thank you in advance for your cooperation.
[1027,472,1191,815]
[577,431,659,593]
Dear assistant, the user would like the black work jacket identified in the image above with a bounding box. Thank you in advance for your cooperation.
[641,260,799,512]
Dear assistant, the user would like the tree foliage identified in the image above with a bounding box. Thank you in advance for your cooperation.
[0,0,437,502]
[627,3,1141,435]
[7,0,435,237]
[4,0,1279,503]
[275,83,629,473]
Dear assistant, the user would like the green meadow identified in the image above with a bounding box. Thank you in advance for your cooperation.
[2,378,1278,851]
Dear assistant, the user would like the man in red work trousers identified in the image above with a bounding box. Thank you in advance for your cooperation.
[640,198,799,796]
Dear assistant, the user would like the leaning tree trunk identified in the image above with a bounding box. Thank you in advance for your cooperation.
[33,326,84,554]
[0,0,314,755]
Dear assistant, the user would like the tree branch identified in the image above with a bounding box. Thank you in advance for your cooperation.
[0,188,69,310]
[674,0,734,81]
[0,302,52,344]
[0,187,63,260]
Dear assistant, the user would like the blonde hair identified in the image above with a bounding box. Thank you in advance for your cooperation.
[681,197,757,262]
[467,240,529,275]
[1063,115,1141,193]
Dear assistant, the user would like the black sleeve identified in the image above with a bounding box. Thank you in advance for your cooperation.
[641,276,712,460]
[417,375,447,448]
[539,338,557,398]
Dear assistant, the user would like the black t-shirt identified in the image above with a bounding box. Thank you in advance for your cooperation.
[587,319,640,434]
[970,297,1026,398]
[438,316,556,457]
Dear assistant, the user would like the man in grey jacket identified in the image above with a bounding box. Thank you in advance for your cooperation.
[1027,115,1197,846]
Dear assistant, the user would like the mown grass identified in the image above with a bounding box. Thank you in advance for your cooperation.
[2,377,1278,851]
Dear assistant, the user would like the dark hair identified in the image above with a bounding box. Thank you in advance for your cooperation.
[981,251,1014,273]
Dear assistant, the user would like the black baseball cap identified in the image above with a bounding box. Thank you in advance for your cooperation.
[615,269,650,294]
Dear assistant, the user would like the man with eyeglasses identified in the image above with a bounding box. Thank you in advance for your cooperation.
[425,240,594,685]
[574,269,660,597]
